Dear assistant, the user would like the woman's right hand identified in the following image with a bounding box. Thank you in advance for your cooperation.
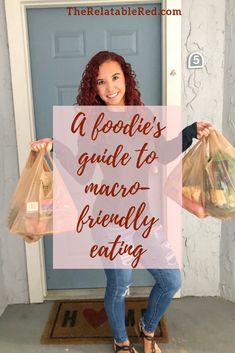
[30,138,53,152]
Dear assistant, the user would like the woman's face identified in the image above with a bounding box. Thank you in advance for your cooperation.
[96,60,126,106]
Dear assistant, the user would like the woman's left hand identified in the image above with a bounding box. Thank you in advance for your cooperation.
[196,122,214,139]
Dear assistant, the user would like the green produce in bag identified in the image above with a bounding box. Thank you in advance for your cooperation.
[182,130,235,220]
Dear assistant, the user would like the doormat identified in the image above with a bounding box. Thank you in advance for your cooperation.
[41,298,169,345]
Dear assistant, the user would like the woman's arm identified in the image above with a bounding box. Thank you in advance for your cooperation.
[30,137,95,185]
[158,121,214,164]
[182,121,214,152]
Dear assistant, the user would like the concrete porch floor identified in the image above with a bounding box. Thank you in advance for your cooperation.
[0,297,234,353]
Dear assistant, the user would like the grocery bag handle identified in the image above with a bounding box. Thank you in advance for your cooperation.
[36,148,53,172]
[46,150,53,166]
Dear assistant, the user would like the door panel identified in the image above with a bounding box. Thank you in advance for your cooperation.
[27,3,162,289]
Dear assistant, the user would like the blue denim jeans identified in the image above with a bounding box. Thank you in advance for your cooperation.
[104,268,181,342]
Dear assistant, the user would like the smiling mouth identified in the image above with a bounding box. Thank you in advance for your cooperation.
[107,92,119,99]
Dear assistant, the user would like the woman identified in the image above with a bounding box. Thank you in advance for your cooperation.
[31,51,214,353]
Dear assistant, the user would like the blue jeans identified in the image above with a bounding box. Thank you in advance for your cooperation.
[104,268,181,342]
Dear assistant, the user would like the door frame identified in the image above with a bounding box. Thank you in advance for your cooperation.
[5,0,182,303]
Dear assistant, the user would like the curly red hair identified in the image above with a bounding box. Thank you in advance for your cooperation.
[76,51,143,106]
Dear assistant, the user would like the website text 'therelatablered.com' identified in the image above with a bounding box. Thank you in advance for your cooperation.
[66,7,182,17]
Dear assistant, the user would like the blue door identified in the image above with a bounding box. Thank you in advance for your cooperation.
[27,3,162,289]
